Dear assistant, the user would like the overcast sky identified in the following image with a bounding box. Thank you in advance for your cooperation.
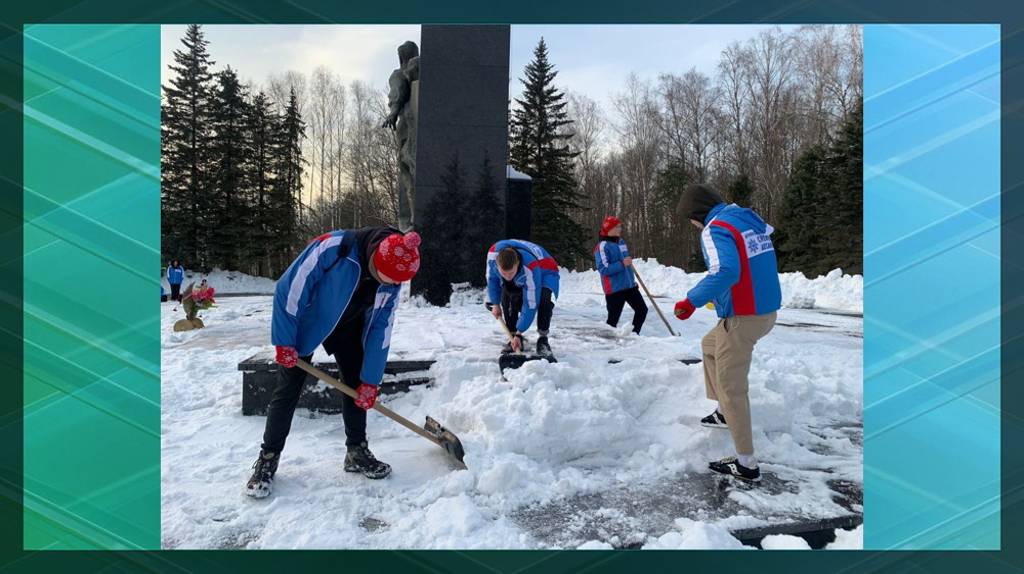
[161,24,797,114]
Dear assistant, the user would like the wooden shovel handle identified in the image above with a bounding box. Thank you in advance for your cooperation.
[632,266,679,337]
[492,308,517,343]
[295,359,441,447]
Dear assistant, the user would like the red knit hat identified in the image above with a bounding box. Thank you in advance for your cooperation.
[373,231,421,283]
[601,215,622,235]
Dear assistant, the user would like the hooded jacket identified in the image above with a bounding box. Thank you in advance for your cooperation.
[486,239,560,333]
[594,236,636,294]
[271,229,401,386]
[687,203,782,318]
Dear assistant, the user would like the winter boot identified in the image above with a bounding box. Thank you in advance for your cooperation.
[708,456,761,483]
[344,442,392,479]
[535,335,552,357]
[700,409,728,429]
[245,450,279,498]
[501,341,514,354]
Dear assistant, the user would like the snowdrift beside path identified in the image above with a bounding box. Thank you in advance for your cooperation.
[160,260,861,311]
[162,269,277,295]
[560,259,862,314]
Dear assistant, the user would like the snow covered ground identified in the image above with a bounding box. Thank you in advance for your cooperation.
[161,261,862,549]
[162,268,277,295]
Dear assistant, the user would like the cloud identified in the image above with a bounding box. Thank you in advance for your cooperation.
[161,24,420,91]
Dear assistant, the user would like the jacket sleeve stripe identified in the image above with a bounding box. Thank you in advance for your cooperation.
[702,225,720,274]
[524,267,537,309]
[598,241,609,267]
[286,235,343,316]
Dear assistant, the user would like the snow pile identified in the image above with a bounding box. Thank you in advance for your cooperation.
[826,525,864,549]
[162,268,277,295]
[161,278,862,549]
[642,518,747,550]
[760,534,812,550]
[779,269,862,313]
[559,259,862,313]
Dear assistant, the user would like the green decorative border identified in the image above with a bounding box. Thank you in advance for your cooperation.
[22,24,160,550]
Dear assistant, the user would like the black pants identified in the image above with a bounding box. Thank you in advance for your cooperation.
[170,283,181,301]
[606,286,648,334]
[502,282,554,335]
[261,323,367,453]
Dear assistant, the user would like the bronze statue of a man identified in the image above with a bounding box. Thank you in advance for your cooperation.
[383,41,420,232]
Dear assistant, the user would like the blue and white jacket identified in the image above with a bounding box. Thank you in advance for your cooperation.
[594,237,636,294]
[271,230,401,387]
[486,239,560,333]
[167,265,185,285]
[687,203,782,319]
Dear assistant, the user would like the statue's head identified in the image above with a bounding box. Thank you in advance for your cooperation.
[398,41,419,65]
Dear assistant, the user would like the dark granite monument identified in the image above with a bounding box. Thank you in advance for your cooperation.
[413,25,510,219]
[408,26,511,300]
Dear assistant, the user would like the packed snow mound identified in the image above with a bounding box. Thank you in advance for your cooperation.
[162,268,277,295]
[826,525,864,549]
[761,534,812,549]
[559,259,862,313]
[642,518,747,550]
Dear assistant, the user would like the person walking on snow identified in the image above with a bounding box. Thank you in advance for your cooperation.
[486,239,560,357]
[674,184,781,483]
[595,216,648,334]
[166,259,185,302]
[245,228,421,498]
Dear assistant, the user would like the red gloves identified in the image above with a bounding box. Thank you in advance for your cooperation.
[275,345,298,368]
[674,299,697,321]
[355,383,379,410]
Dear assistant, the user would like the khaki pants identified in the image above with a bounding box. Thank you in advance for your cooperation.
[701,312,776,455]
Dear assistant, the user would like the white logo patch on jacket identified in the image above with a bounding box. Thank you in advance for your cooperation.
[742,229,775,259]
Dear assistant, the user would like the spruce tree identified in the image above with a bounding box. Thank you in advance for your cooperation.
[777,102,862,277]
[209,66,250,271]
[269,87,306,275]
[247,91,275,277]
[509,38,587,267]
[726,174,754,207]
[161,23,215,268]
[777,144,825,274]
[464,152,504,288]
[417,155,469,305]
[826,101,863,274]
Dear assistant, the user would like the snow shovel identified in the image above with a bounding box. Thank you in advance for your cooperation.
[492,310,556,373]
[295,359,467,470]
[632,267,679,337]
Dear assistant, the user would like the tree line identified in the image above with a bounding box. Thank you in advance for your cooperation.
[549,25,864,275]
[162,24,304,277]
[162,24,863,283]
[161,24,399,278]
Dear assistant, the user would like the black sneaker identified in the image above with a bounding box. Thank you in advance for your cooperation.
[245,450,279,498]
[700,410,728,429]
[709,456,761,483]
[344,442,392,479]
[535,336,552,357]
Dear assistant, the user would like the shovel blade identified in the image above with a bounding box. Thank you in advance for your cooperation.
[498,353,557,373]
[424,416,467,470]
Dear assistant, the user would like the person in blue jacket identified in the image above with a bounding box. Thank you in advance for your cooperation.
[166,259,185,301]
[246,228,421,498]
[594,215,648,334]
[674,184,781,483]
[486,239,560,357]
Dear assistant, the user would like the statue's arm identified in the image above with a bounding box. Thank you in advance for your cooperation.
[383,69,410,129]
